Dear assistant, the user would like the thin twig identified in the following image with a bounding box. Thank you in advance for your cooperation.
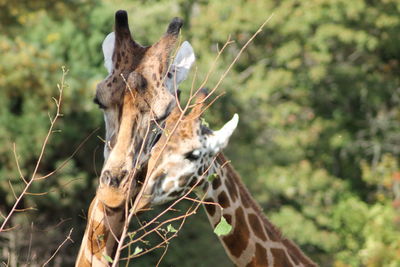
[42,228,74,266]
[0,67,68,232]
[34,127,99,180]
[13,144,27,185]
[204,14,274,103]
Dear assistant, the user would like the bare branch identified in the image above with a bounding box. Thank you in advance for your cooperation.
[0,67,68,232]
[42,228,74,266]
[12,143,27,185]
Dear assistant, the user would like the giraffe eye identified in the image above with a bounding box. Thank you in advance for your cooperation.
[185,150,201,161]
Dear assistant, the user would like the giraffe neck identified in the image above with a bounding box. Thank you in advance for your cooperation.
[76,197,125,267]
[199,154,317,267]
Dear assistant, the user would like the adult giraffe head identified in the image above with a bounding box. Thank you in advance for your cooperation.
[94,10,195,208]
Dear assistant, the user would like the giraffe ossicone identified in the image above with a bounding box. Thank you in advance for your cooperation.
[102,34,195,93]
[206,113,239,154]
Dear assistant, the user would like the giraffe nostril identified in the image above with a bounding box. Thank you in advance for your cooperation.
[120,170,128,180]
[109,176,120,187]
[100,170,123,188]
[100,170,112,185]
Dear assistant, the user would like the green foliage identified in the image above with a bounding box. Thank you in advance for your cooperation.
[207,173,218,182]
[213,215,232,236]
[167,224,178,233]
[0,0,399,266]
[103,254,113,263]
[133,246,143,256]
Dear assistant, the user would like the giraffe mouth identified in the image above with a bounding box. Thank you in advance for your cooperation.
[150,132,162,148]
[129,163,148,207]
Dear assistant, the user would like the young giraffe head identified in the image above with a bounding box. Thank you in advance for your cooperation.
[133,93,317,266]
[136,91,239,209]
[95,10,195,207]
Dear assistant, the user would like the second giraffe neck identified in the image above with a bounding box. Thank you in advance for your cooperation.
[76,197,125,266]
[199,154,316,267]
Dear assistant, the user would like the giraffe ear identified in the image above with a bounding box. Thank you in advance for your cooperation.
[165,41,195,93]
[102,32,115,73]
[207,114,239,153]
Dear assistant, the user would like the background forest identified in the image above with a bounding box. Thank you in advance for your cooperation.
[0,0,399,266]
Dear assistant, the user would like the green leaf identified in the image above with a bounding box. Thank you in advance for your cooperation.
[167,224,178,233]
[164,129,170,137]
[97,234,104,242]
[207,173,218,182]
[103,254,113,263]
[133,246,143,256]
[214,216,232,236]
[128,232,136,240]
[200,117,209,127]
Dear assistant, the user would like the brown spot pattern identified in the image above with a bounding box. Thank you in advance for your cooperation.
[188,177,198,187]
[212,175,221,190]
[222,208,250,258]
[178,176,187,187]
[246,243,268,267]
[225,177,238,202]
[202,182,209,192]
[224,214,232,225]
[271,248,293,267]
[265,225,280,242]
[282,239,314,265]
[218,191,230,208]
[248,213,267,241]
[197,179,205,187]
[204,197,216,216]
[240,189,251,208]
[289,253,300,265]
[169,189,184,198]
[88,219,108,258]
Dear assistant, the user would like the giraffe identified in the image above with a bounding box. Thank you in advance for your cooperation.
[134,91,318,267]
[75,10,195,266]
